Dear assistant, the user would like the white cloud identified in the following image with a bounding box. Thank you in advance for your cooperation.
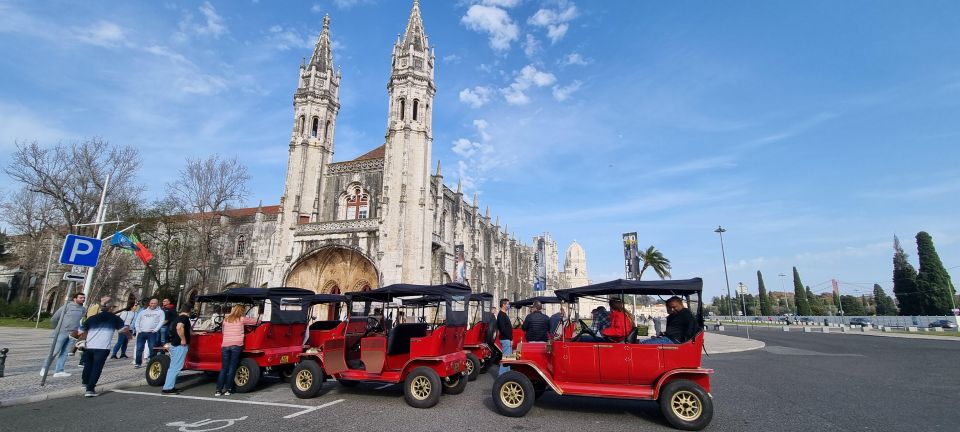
[551,80,581,101]
[528,1,578,43]
[452,118,504,194]
[563,52,588,66]
[500,65,556,105]
[266,25,316,51]
[461,5,519,51]
[523,34,541,58]
[442,54,462,64]
[311,4,323,13]
[480,0,521,7]
[0,102,73,151]
[459,86,493,108]
[174,1,228,42]
[73,21,126,47]
[331,0,376,10]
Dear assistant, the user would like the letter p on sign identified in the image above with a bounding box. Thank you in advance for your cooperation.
[59,234,103,267]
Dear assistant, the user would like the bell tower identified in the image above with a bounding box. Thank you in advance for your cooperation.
[378,0,436,284]
[277,14,340,259]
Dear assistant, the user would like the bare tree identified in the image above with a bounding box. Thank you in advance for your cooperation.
[136,198,188,291]
[166,155,250,293]
[0,187,62,271]
[4,138,143,236]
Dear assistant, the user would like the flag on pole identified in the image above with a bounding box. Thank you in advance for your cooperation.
[110,232,154,264]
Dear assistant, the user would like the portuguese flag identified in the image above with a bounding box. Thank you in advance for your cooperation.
[110,232,154,264]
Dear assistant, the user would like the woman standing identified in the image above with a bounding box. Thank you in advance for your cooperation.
[111,305,138,359]
[215,305,256,396]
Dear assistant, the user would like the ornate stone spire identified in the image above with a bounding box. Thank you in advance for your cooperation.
[401,0,428,53]
[309,14,334,71]
[455,179,462,195]
[435,159,442,177]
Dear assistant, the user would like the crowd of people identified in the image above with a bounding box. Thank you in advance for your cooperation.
[43,294,198,398]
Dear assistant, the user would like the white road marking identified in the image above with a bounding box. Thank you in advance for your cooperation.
[112,389,344,419]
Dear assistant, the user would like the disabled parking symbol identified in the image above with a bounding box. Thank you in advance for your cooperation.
[166,416,248,432]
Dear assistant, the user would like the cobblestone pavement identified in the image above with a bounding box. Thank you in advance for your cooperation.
[0,327,200,407]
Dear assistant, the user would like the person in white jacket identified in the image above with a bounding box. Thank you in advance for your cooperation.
[111,305,138,359]
[131,299,164,368]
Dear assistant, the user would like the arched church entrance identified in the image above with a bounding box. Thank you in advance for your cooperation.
[285,246,379,320]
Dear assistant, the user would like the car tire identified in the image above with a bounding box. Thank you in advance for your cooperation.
[465,353,481,381]
[278,365,295,383]
[145,354,169,387]
[337,378,360,387]
[403,366,442,409]
[478,356,491,373]
[290,360,326,399]
[492,371,535,417]
[658,379,714,431]
[442,372,467,395]
[233,358,261,393]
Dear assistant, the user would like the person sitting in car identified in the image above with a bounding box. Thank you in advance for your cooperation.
[521,301,551,342]
[641,296,698,344]
[601,298,635,342]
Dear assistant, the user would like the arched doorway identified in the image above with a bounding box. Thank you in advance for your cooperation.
[286,247,379,319]
[45,289,59,314]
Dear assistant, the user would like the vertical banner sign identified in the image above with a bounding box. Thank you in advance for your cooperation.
[534,237,546,291]
[832,279,843,313]
[622,232,639,280]
[454,244,466,284]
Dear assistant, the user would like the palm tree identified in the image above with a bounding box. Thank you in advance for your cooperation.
[638,246,672,280]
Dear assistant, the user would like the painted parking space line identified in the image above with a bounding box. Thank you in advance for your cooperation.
[112,389,344,419]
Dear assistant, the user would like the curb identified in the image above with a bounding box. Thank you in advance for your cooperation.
[0,373,205,408]
[703,332,766,354]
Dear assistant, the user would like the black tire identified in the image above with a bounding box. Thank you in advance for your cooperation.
[442,372,467,395]
[403,366,442,409]
[145,355,169,387]
[233,358,261,393]
[290,360,325,399]
[658,379,714,431]
[278,365,295,383]
[337,378,360,387]
[465,353,481,381]
[492,371,535,417]
[478,356,491,373]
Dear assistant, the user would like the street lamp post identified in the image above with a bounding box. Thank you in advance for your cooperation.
[778,273,788,314]
[737,282,748,319]
[714,226,733,322]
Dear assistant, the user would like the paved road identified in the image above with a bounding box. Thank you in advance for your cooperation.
[1,329,957,431]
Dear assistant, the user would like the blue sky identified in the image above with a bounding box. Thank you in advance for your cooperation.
[2,0,958,301]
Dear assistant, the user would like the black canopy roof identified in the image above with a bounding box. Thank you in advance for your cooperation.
[196,287,315,303]
[512,295,562,308]
[555,278,703,301]
[301,294,348,305]
[471,292,493,301]
[347,283,472,302]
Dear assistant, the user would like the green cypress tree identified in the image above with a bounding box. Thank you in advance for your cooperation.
[873,284,897,315]
[916,232,956,315]
[757,271,772,315]
[806,286,823,315]
[793,267,811,315]
[893,235,922,315]
[840,295,866,315]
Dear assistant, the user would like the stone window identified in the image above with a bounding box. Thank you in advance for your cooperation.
[399,98,406,121]
[414,58,423,70]
[344,187,370,220]
[413,99,419,121]
[298,116,305,134]
[311,117,319,137]
[235,235,246,258]
[324,120,331,141]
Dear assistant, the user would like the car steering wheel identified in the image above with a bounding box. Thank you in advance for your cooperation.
[573,319,606,342]
[212,315,224,332]
[362,316,381,337]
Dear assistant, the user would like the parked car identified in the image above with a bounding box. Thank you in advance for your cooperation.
[928,320,958,329]
[849,318,872,327]
[492,278,714,430]
[752,317,762,322]
[797,317,815,324]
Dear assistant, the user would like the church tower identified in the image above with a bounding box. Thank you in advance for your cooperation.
[378,0,436,284]
[277,15,340,259]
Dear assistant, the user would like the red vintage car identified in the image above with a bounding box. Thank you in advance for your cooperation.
[321,283,471,408]
[288,293,349,398]
[146,287,315,393]
[497,295,562,352]
[403,292,494,381]
[492,278,714,431]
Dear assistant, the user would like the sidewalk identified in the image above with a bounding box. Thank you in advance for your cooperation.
[703,331,765,354]
[0,327,196,408]
[719,322,960,342]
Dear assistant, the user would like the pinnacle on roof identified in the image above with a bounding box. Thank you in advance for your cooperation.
[485,206,490,218]
[472,192,478,207]
[400,0,428,52]
[455,179,462,194]
[309,14,334,71]
[435,159,442,177]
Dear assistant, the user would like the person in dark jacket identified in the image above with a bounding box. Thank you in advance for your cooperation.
[496,299,513,375]
[642,296,698,344]
[522,301,551,342]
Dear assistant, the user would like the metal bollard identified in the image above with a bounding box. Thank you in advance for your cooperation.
[0,348,8,377]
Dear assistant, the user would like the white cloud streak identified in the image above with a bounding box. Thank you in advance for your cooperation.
[461,5,519,51]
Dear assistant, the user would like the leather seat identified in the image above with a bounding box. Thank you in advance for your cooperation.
[386,323,429,355]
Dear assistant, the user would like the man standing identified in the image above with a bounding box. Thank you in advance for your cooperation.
[132,298,164,368]
[642,296,698,344]
[77,301,131,397]
[43,292,86,378]
[159,298,175,345]
[522,301,550,342]
[162,308,192,394]
[548,306,566,338]
[496,299,513,375]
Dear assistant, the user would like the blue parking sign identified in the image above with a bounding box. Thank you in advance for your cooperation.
[59,234,103,267]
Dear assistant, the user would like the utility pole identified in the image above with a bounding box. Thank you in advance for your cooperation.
[715,226,732,321]
[82,174,111,303]
[778,273,788,314]
[35,234,59,328]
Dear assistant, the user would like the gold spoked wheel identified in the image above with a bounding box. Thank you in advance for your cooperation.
[465,359,475,375]
[295,369,313,391]
[148,362,162,380]
[670,390,702,421]
[500,381,525,409]
[411,375,432,400]
[235,366,250,387]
